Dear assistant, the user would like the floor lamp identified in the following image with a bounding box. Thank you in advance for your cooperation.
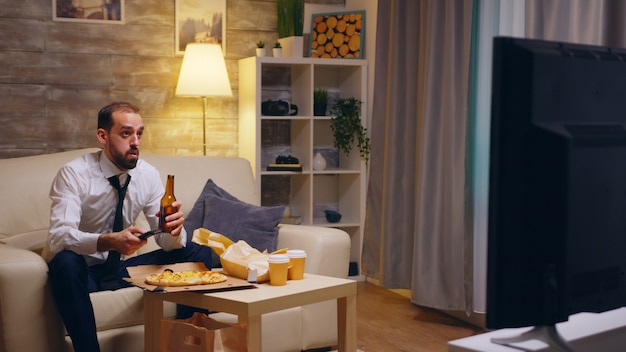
[176,43,232,155]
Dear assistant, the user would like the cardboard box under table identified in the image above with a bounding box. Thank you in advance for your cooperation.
[125,262,255,293]
[161,312,247,352]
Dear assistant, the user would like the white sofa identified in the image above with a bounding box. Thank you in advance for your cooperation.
[0,148,352,352]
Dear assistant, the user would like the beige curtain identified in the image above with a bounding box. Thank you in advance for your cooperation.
[526,0,626,46]
[363,0,626,314]
[363,0,473,311]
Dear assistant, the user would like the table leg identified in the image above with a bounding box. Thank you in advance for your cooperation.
[239,314,262,352]
[144,291,164,352]
[337,293,357,352]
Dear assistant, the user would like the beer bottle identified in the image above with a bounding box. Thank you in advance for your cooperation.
[159,175,176,233]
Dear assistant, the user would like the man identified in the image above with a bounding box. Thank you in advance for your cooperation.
[45,102,211,352]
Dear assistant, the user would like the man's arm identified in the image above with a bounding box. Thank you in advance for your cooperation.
[48,167,101,258]
[142,173,187,251]
[97,228,145,255]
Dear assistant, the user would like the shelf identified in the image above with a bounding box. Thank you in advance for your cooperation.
[260,168,360,175]
[312,168,361,174]
[238,56,367,267]
[261,115,311,120]
[261,170,306,175]
[249,56,367,68]
[312,218,361,228]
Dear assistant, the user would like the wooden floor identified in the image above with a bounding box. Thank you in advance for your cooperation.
[352,281,486,352]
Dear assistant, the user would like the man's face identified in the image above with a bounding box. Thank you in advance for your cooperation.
[98,110,144,171]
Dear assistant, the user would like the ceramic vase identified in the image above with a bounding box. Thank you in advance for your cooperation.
[256,48,265,57]
[313,152,327,170]
[278,36,304,58]
[313,102,327,116]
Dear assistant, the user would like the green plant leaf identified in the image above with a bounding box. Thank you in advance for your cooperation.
[277,0,304,38]
[314,88,329,103]
[330,97,370,164]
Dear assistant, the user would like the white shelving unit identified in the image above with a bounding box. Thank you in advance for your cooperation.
[238,56,368,271]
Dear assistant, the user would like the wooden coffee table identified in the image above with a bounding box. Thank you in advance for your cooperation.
[144,273,357,352]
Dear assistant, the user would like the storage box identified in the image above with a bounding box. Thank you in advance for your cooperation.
[161,312,247,352]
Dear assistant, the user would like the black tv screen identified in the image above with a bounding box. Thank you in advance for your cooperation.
[486,37,626,331]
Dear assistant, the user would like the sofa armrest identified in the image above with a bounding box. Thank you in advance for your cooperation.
[276,224,351,279]
[0,244,65,352]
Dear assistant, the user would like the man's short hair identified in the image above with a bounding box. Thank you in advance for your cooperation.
[97,102,140,131]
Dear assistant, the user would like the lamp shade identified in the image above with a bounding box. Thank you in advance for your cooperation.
[175,43,232,97]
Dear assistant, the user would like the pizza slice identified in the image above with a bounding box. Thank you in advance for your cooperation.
[145,269,227,286]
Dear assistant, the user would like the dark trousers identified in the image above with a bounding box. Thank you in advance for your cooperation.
[48,242,212,352]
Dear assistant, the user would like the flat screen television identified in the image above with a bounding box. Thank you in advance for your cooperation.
[486,37,626,348]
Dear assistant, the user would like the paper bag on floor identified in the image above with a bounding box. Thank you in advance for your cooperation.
[160,312,247,352]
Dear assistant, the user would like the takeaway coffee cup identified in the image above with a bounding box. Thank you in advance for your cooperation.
[268,254,290,286]
[287,249,307,280]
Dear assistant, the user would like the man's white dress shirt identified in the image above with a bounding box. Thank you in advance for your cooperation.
[44,150,186,265]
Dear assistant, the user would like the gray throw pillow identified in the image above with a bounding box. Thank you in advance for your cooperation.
[184,179,285,268]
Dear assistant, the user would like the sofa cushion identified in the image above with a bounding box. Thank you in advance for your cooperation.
[90,287,176,331]
[184,180,285,267]
[0,229,48,255]
[0,148,99,240]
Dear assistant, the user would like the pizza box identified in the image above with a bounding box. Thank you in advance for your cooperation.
[124,262,256,293]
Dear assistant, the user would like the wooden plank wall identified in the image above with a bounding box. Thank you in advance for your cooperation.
[0,0,344,159]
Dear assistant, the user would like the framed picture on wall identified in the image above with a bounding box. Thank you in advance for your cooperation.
[309,11,365,59]
[52,0,125,24]
[176,0,226,55]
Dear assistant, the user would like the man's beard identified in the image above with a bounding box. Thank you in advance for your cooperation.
[112,147,139,170]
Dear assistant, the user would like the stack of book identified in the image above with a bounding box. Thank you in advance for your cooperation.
[266,163,302,172]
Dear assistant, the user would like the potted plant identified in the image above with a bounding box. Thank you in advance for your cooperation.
[330,97,370,164]
[276,0,304,57]
[272,42,282,57]
[313,88,329,116]
[256,41,265,57]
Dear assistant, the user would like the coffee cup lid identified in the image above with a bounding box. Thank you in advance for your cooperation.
[286,249,307,258]
[268,254,290,263]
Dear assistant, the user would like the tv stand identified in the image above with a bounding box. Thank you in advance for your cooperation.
[491,325,578,352]
[448,307,626,351]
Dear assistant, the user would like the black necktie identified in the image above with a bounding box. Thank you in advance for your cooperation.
[100,174,131,290]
